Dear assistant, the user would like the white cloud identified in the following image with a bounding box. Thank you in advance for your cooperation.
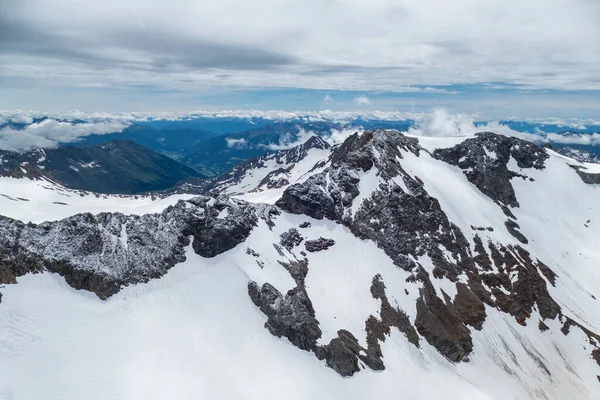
[324,128,361,146]
[0,119,129,151]
[422,87,458,95]
[9,115,34,125]
[225,138,247,148]
[354,96,371,105]
[407,108,542,142]
[408,109,478,137]
[264,128,314,151]
[546,133,600,145]
[323,95,334,103]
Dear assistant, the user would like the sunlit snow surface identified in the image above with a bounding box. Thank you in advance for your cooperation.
[0,177,195,223]
[1,135,600,399]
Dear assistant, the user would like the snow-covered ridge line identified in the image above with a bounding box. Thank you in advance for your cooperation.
[206,135,332,199]
[0,196,277,299]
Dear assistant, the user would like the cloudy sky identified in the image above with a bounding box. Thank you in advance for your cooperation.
[1,0,599,118]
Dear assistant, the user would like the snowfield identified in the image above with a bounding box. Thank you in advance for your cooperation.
[0,176,195,223]
[1,131,600,400]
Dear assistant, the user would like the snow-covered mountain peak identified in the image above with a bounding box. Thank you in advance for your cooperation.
[207,135,332,200]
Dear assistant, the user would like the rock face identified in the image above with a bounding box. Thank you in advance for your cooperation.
[0,196,276,299]
[275,129,600,371]
[279,228,304,250]
[568,164,600,184]
[304,238,335,252]
[248,282,322,351]
[433,132,548,207]
[414,268,473,362]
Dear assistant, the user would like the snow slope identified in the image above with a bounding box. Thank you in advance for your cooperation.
[0,176,194,223]
[2,212,598,400]
[210,136,332,204]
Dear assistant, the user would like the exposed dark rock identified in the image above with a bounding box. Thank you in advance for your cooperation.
[314,273,423,377]
[276,130,600,378]
[304,238,335,252]
[248,282,321,351]
[279,228,303,250]
[278,130,471,275]
[245,247,260,257]
[278,259,309,286]
[364,274,420,367]
[259,168,291,189]
[276,173,340,220]
[487,244,561,325]
[316,330,363,377]
[537,261,557,286]
[414,269,473,362]
[569,165,600,184]
[0,196,273,299]
[299,221,312,229]
[539,320,549,332]
[453,282,487,330]
[434,132,548,207]
[505,219,528,244]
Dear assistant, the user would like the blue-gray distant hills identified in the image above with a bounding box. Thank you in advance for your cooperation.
[0,140,205,194]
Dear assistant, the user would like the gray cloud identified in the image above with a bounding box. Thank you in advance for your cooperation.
[0,8,293,75]
[1,0,598,102]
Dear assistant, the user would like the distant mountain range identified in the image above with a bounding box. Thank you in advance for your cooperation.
[0,140,204,194]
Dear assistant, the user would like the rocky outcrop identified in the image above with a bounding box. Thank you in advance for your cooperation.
[248,282,322,351]
[414,269,473,362]
[0,196,276,299]
[569,164,600,184]
[433,132,548,207]
[304,238,335,252]
[505,219,528,244]
[279,228,303,250]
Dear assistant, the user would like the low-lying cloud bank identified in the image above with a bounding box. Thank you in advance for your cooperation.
[0,118,130,151]
[407,109,540,142]
[407,109,600,145]
[1,109,599,152]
